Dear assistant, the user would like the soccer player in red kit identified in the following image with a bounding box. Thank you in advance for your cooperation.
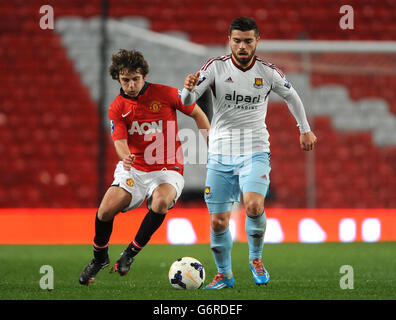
[79,49,210,285]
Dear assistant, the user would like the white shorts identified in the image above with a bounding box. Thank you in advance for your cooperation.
[111,161,185,212]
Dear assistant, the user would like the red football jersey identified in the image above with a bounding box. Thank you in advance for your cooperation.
[108,82,195,174]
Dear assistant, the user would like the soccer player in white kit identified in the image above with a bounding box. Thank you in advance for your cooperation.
[182,17,317,289]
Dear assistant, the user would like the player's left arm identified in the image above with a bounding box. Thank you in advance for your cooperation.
[188,104,211,146]
[284,90,317,151]
[271,69,317,151]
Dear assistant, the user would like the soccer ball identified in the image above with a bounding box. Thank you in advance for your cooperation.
[168,257,205,290]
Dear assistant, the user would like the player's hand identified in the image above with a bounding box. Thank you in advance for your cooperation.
[300,131,317,151]
[184,71,200,91]
[122,154,135,171]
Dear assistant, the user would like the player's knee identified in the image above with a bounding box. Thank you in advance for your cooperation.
[151,197,170,214]
[211,216,229,232]
[97,209,116,222]
[245,199,264,216]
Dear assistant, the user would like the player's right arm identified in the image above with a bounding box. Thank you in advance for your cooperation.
[108,99,135,170]
[184,71,201,91]
[181,71,202,106]
[114,140,135,171]
[181,61,214,105]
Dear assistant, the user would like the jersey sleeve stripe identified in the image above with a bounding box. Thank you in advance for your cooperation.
[256,57,285,78]
[201,54,231,71]
[201,57,215,71]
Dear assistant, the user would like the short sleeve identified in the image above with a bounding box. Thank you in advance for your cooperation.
[108,100,128,141]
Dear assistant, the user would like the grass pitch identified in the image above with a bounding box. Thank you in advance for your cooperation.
[1,242,396,300]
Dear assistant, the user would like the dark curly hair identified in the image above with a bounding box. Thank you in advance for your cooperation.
[109,49,149,80]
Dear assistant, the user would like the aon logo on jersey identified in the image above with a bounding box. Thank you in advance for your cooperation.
[128,120,163,135]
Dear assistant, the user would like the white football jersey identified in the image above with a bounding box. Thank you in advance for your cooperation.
[182,54,310,155]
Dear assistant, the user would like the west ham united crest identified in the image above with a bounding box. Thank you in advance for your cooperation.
[204,186,211,198]
[253,77,263,89]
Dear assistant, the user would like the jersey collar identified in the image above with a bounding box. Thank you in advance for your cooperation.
[120,81,149,100]
[231,54,256,72]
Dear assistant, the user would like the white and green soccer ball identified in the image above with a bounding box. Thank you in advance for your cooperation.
[168,257,205,290]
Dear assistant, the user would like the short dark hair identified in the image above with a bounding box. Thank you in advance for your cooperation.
[109,49,149,80]
[229,17,259,37]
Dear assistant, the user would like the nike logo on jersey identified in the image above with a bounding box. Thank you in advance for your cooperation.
[122,110,132,117]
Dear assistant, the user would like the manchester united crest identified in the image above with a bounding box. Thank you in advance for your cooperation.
[126,178,134,187]
[149,101,162,113]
